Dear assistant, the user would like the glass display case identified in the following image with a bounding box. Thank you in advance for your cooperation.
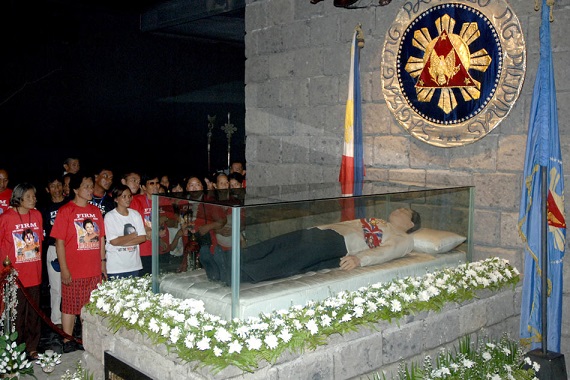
[151,181,474,319]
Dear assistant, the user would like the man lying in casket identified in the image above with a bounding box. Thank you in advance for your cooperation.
[200,208,421,286]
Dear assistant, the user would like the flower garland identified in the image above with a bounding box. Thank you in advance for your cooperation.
[0,266,19,336]
[86,257,520,372]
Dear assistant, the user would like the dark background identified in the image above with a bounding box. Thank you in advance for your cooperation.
[0,0,245,191]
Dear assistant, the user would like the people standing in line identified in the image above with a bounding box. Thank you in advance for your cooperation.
[0,168,12,215]
[104,185,146,279]
[51,172,106,353]
[0,183,43,359]
[121,171,141,196]
[40,174,68,331]
[62,157,80,175]
[130,173,163,276]
[90,167,115,216]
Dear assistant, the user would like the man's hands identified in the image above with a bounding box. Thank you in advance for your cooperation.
[340,256,361,270]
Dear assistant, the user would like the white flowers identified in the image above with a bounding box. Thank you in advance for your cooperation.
[246,336,262,350]
[214,327,232,343]
[170,326,181,344]
[228,340,242,354]
[278,328,292,343]
[197,337,211,350]
[86,258,520,372]
[264,334,279,349]
[390,299,402,313]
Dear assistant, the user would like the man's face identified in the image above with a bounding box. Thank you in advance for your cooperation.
[63,177,71,196]
[186,177,203,192]
[143,178,161,196]
[230,163,243,174]
[95,170,114,191]
[64,159,80,174]
[46,180,63,199]
[0,170,8,192]
[216,175,229,190]
[388,208,414,231]
[122,174,140,195]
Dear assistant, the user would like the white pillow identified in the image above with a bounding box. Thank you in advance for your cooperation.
[412,228,466,254]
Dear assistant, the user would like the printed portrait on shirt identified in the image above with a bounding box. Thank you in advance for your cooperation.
[14,228,41,262]
[75,218,101,249]
[124,223,136,236]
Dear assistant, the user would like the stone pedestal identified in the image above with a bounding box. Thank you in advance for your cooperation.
[81,286,521,380]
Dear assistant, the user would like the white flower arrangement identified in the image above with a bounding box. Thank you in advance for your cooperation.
[0,332,34,377]
[86,257,520,372]
[60,360,93,380]
[36,349,62,373]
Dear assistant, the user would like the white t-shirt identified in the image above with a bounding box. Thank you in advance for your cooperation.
[104,208,145,274]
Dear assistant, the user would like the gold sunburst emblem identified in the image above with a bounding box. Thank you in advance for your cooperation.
[404,14,492,114]
[381,2,526,147]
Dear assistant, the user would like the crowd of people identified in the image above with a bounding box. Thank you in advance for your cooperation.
[0,157,246,358]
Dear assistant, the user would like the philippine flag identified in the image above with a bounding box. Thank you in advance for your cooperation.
[339,27,365,197]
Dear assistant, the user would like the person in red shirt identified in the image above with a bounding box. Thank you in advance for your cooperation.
[130,173,164,276]
[51,172,106,353]
[0,183,43,359]
[0,168,12,215]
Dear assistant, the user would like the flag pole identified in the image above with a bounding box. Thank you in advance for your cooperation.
[540,165,548,356]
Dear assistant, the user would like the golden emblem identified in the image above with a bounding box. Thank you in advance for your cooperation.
[381,2,526,147]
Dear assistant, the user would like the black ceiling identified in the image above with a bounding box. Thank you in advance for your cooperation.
[3,0,245,46]
[140,0,246,45]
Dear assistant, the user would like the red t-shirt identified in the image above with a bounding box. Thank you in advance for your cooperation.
[131,194,152,256]
[132,194,168,256]
[50,202,105,279]
[0,188,12,216]
[0,208,43,287]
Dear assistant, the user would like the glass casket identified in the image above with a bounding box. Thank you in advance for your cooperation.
[150,182,473,319]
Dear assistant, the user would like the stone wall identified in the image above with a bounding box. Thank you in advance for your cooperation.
[242,0,570,367]
[82,286,521,379]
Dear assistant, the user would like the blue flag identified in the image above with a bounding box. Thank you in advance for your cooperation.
[518,0,566,353]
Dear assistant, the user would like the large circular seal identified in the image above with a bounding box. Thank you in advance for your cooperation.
[381,0,526,147]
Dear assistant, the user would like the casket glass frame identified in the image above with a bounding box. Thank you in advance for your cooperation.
[151,181,474,319]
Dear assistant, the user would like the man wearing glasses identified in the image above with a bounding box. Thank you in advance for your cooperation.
[130,174,162,276]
